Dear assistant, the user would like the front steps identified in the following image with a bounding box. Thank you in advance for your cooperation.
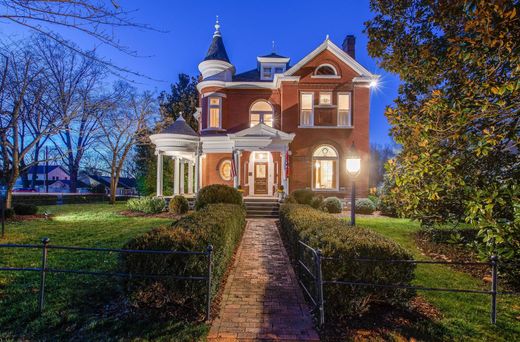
[244,198,280,218]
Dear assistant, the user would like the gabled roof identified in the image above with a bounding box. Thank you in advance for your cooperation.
[86,175,136,189]
[26,165,65,174]
[285,37,375,78]
[229,123,295,140]
[159,116,198,137]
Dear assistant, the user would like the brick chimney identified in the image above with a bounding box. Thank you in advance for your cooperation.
[342,35,356,59]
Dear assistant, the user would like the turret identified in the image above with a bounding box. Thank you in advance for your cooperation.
[198,17,235,81]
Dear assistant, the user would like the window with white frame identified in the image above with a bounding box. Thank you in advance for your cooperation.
[208,97,221,128]
[337,93,352,126]
[314,64,338,76]
[250,100,274,127]
[319,92,333,105]
[312,145,339,190]
[300,92,314,126]
[262,67,272,79]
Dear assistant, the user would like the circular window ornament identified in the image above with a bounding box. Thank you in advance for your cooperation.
[219,160,232,181]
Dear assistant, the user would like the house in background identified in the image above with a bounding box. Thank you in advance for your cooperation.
[15,165,75,192]
[80,174,138,196]
[150,20,378,199]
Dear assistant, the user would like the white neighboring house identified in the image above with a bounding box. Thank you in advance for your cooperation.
[15,165,81,193]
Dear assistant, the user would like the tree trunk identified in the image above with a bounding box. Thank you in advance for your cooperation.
[69,167,78,193]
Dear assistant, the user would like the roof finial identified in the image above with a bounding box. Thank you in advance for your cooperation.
[325,34,330,41]
[214,15,221,37]
[272,40,276,53]
[177,112,185,121]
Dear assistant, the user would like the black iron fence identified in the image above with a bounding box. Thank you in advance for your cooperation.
[0,238,214,320]
[297,240,517,327]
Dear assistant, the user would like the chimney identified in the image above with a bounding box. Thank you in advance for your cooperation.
[342,35,356,59]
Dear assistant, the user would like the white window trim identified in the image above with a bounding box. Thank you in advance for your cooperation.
[207,96,222,129]
[312,63,340,78]
[319,92,333,106]
[311,145,340,191]
[249,100,274,127]
[300,92,314,127]
[337,92,352,127]
[259,63,287,81]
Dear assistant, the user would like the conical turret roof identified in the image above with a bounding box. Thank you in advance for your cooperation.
[203,17,230,63]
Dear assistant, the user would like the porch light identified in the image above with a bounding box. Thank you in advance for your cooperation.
[346,143,360,226]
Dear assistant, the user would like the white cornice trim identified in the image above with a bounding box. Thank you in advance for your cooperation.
[197,75,300,92]
[285,38,377,78]
[257,56,290,64]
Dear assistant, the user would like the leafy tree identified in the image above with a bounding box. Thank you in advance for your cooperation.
[133,74,198,195]
[366,0,519,263]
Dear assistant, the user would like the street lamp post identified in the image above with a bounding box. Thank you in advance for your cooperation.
[346,143,361,226]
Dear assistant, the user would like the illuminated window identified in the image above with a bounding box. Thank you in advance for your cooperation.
[319,92,332,105]
[250,100,274,127]
[219,160,232,181]
[312,145,338,190]
[208,97,221,128]
[300,92,314,126]
[338,93,352,126]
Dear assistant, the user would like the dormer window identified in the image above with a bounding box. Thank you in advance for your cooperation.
[313,64,340,78]
[208,97,222,129]
[262,67,272,79]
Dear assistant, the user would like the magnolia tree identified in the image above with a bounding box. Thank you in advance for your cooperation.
[366,0,519,270]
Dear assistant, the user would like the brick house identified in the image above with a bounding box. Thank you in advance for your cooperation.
[150,20,378,199]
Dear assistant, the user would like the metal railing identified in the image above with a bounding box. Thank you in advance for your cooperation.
[0,238,214,320]
[297,240,517,327]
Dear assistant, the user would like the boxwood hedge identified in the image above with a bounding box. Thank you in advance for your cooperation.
[121,203,246,319]
[279,204,415,318]
[194,184,242,210]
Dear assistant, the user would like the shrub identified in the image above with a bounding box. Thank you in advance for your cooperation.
[368,194,380,210]
[279,204,415,318]
[122,204,246,318]
[127,196,165,214]
[168,195,189,215]
[284,195,297,204]
[4,208,15,219]
[291,189,314,205]
[13,203,38,215]
[310,196,323,209]
[322,197,342,213]
[194,184,242,210]
[355,199,376,214]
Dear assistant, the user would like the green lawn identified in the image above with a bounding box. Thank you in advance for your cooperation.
[0,203,209,341]
[356,216,520,342]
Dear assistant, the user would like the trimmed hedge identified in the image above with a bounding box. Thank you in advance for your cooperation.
[4,208,15,219]
[127,196,165,214]
[310,196,324,209]
[291,189,314,205]
[168,195,189,215]
[355,199,376,214]
[279,204,415,318]
[13,203,38,215]
[195,184,242,210]
[122,203,246,319]
[322,197,342,213]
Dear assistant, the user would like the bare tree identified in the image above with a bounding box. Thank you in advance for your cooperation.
[96,84,155,204]
[35,36,105,192]
[0,0,160,77]
[0,40,69,207]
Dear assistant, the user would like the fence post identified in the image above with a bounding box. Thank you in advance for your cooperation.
[39,237,50,314]
[205,244,213,321]
[315,248,325,327]
[490,254,497,324]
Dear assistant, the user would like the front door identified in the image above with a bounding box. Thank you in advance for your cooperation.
[254,162,268,195]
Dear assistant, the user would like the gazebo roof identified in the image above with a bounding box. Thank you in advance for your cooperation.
[159,116,198,137]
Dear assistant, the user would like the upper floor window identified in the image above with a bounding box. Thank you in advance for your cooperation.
[319,92,333,105]
[262,67,272,79]
[337,93,352,126]
[250,100,274,127]
[314,64,339,77]
[300,92,314,126]
[208,97,222,128]
[260,64,286,80]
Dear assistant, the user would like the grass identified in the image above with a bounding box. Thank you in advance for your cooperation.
[355,216,520,342]
[0,203,209,341]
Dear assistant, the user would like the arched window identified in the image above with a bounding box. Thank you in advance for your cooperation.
[250,100,274,127]
[312,145,339,190]
[315,64,338,76]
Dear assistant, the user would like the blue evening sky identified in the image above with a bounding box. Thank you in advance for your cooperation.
[0,0,399,145]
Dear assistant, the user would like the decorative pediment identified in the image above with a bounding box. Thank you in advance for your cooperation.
[228,123,295,141]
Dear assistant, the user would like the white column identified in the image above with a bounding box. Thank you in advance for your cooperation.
[174,157,180,195]
[195,153,200,193]
[233,150,238,188]
[156,152,163,197]
[237,151,241,188]
[188,161,194,194]
[281,148,288,195]
[180,160,185,194]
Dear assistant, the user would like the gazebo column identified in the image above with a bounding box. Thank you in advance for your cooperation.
[156,152,163,197]
[195,153,200,193]
[180,160,185,194]
[188,161,194,194]
[233,150,238,188]
[173,157,180,195]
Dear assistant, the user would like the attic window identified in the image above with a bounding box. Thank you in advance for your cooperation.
[315,64,338,77]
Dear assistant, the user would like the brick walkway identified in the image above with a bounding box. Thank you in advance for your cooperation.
[208,219,319,342]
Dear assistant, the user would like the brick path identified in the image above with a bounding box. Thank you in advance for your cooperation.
[208,219,319,341]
